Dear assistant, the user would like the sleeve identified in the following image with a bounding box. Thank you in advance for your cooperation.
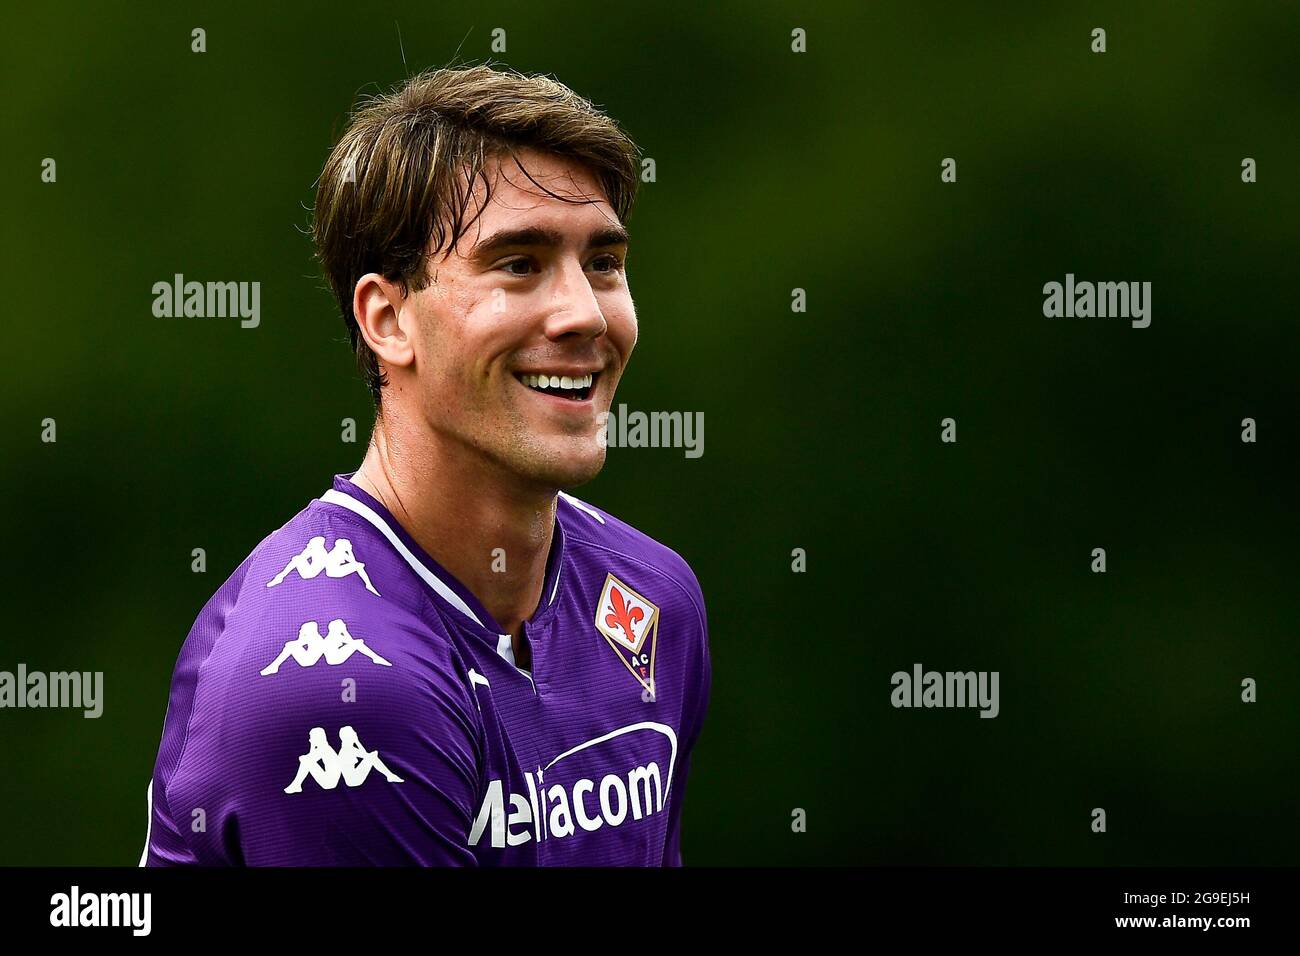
[661,575,712,867]
[149,600,485,866]
[660,751,692,867]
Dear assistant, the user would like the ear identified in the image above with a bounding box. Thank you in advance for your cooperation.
[353,273,415,372]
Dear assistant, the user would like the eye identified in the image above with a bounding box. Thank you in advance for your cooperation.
[500,257,536,277]
[589,254,624,273]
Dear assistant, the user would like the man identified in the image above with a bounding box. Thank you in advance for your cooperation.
[140,64,711,865]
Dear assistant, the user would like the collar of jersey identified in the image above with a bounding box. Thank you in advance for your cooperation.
[319,472,565,641]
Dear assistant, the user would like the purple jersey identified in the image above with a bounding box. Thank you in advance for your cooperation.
[141,473,710,866]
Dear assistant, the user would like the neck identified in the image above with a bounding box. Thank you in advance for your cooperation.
[351,410,557,641]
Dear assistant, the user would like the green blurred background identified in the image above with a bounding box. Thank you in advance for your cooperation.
[2,0,1297,865]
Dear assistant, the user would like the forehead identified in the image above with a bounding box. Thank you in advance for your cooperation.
[452,149,621,254]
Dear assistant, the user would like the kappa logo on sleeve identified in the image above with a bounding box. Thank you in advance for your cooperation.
[594,573,660,695]
[266,535,380,595]
[260,619,392,675]
[283,726,403,794]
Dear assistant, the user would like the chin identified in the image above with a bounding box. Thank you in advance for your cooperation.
[519,441,607,490]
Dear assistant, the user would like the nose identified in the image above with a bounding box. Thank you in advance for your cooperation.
[542,259,608,341]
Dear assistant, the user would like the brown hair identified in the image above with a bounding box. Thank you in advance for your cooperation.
[312,63,642,405]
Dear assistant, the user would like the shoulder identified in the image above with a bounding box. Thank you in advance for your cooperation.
[158,500,486,864]
[201,501,441,661]
[165,496,483,793]
[241,496,422,615]
[557,491,707,634]
[558,492,712,753]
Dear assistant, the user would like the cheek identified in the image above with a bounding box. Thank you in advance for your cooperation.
[416,292,488,381]
[605,297,638,360]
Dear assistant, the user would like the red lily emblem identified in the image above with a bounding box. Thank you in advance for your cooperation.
[605,586,644,644]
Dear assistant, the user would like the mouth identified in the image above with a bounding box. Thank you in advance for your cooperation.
[514,371,598,403]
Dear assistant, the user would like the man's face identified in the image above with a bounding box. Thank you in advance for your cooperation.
[401,148,636,491]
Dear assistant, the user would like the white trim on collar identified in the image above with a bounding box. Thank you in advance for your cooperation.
[320,488,486,629]
[558,491,605,524]
[548,562,562,605]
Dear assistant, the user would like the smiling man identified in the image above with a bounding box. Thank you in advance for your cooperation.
[141,65,711,866]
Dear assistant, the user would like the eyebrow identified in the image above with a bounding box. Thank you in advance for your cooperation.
[468,225,629,262]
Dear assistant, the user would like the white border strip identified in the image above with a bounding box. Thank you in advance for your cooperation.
[559,491,605,524]
[548,563,562,606]
[321,489,485,628]
[137,780,152,867]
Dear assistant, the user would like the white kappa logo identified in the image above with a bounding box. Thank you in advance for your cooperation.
[266,536,379,595]
[284,726,403,794]
[260,619,392,675]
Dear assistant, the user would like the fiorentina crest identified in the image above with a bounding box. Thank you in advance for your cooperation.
[594,573,660,696]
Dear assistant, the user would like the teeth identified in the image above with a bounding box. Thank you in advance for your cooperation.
[519,373,594,391]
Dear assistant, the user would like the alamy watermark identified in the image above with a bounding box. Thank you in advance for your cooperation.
[0,664,103,718]
[49,886,150,936]
[890,663,999,718]
[597,404,704,459]
[152,273,260,328]
[1042,273,1151,328]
